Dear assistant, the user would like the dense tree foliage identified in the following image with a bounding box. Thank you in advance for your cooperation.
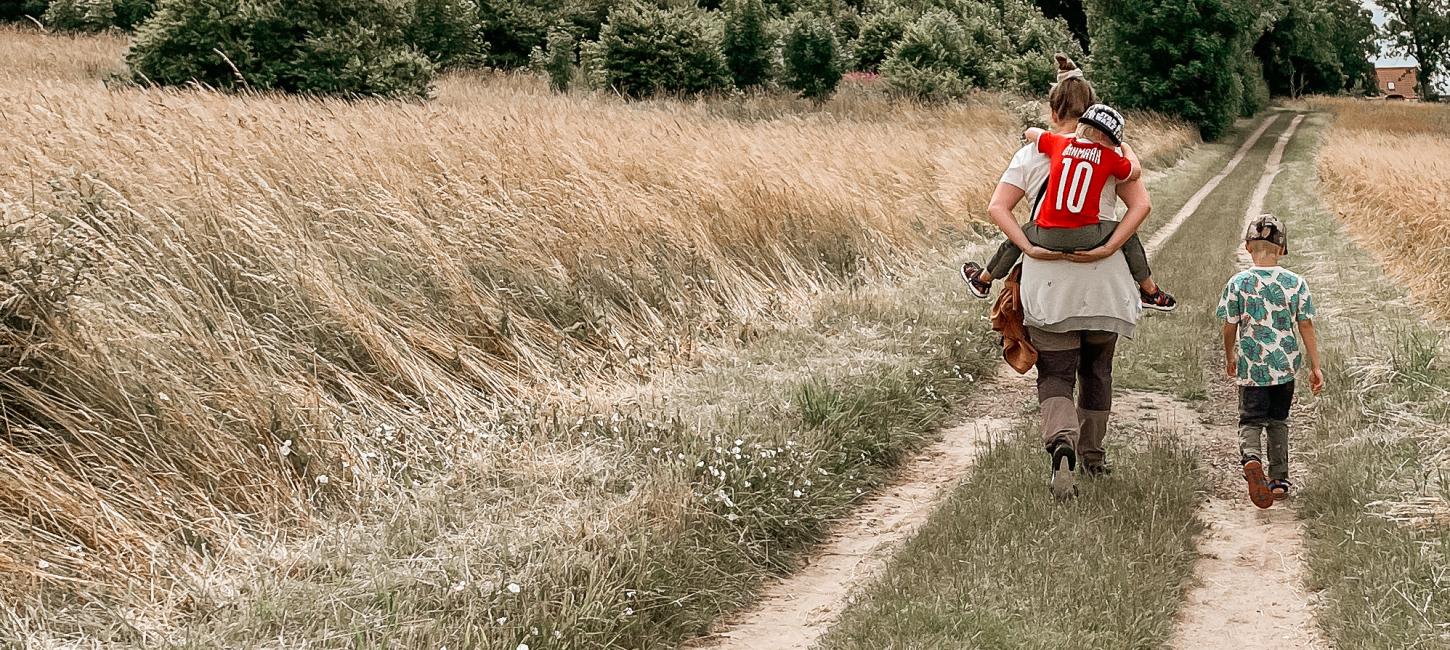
[127,0,434,98]
[849,7,908,72]
[1086,0,1262,139]
[533,29,576,91]
[1255,0,1376,97]
[9,0,1381,106]
[1380,0,1450,98]
[876,0,1080,99]
[1032,0,1087,50]
[723,0,774,88]
[6,0,153,31]
[782,12,843,100]
[405,0,483,68]
[595,3,731,98]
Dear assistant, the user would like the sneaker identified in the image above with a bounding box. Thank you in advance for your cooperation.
[1269,478,1293,500]
[1049,442,1077,500]
[960,262,993,300]
[1140,286,1177,312]
[1243,457,1274,509]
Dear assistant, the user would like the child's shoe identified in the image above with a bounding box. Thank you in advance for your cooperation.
[960,262,993,300]
[1242,457,1274,509]
[1140,286,1178,312]
[1269,479,1293,500]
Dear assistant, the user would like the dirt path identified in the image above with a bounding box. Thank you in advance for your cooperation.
[1170,112,1327,650]
[685,410,1018,649]
[689,114,1286,650]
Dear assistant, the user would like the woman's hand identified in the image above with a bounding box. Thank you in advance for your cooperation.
[1065,246,1114,263]
[1024,246,1066,261]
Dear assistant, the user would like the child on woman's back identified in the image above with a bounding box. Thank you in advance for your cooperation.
[961,103,1176,312]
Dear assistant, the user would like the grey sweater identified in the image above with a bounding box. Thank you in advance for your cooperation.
[1019,252,1142,338]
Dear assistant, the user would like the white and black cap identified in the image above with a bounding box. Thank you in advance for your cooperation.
[1079,104,1125,145]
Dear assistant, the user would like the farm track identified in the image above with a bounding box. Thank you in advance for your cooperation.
[1169,112,1328,650]
[691,113,1297,650]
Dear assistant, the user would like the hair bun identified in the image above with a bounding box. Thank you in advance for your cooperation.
[1055,53,1077,72]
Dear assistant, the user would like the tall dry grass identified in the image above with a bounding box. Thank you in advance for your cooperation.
[1312,97,1450,316]
[0,25,1195,642]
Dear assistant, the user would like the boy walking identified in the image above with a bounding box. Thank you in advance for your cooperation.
[1217,215,1324,509]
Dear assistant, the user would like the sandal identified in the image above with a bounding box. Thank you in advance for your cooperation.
[1139,286,1178,312]
[960,262,992,300]
[1243,458,1274,509]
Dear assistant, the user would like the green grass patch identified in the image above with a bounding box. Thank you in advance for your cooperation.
[818,430,1203,649]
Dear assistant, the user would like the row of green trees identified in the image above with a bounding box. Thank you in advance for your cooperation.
[10,0,1436,139]
[106,0,1081,104]
[1087,0,1380,139]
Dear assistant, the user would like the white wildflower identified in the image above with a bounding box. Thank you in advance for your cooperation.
[507,583,521,594]
[315,475,329,485]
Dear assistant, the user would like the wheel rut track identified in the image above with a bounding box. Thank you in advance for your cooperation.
[688,114,1301,650]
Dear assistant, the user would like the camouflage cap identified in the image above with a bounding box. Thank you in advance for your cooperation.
[1245,213,1288,254]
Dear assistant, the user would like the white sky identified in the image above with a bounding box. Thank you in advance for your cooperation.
[1362,0,1417,66]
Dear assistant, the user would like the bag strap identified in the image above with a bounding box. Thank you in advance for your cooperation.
[1029,175,1050,223]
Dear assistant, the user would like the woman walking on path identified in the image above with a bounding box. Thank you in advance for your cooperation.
[978,55,1150,499]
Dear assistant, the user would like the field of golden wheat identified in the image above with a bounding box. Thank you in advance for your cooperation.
[0,26,1196,645]
[1312,97,1450,317]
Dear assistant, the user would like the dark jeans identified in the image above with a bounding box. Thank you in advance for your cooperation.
[1239,381,1295,481]
[1030,327,1118,466]
[986,221,1152,283]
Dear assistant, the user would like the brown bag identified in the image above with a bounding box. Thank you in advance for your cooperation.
[990,264,1037,374]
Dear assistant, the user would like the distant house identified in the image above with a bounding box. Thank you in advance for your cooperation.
[1376,66,1419,100]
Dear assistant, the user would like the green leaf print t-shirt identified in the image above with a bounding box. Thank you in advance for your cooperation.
[1217,266,1316,387]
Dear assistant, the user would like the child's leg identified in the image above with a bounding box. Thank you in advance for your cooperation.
[1118,234,1157,291]
[1239,385,1277,507]
[980,239,1023,282]
[1265,381,1295,481]
[1238,386,1268,462]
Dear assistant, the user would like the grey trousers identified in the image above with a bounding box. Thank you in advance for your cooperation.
[986,222,1152,283]
[1030,327,1117,466]
[1240,382,1295,481]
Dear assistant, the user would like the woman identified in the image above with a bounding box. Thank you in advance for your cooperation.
[985,55,1150,499]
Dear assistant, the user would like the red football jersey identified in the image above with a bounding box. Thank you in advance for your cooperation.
[1035,132,1134,229]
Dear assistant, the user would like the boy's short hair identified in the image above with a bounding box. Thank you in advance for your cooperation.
[1245,239,1283,255]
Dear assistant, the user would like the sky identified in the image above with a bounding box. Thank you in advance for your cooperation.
[1362,0,1417,67]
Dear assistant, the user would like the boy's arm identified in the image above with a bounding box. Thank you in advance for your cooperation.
[1024,127,1046,144]
[1299,319,1324,394]
[1223,322,1238,379]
